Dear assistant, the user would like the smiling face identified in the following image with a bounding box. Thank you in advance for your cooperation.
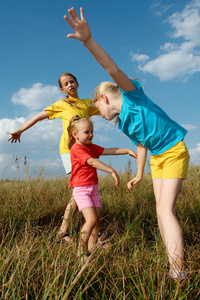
[59,75,79,97]
[73,120,93,146]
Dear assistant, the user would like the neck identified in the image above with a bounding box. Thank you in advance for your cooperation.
[68,92,79,98]
[76,141,87,146]
[112,94,122,114]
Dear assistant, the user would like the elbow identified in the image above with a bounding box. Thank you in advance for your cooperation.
[86,158,95,168]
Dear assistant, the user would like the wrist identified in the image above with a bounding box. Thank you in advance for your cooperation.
[82,36,92,45]
[136,173,143,178]
[15,130,22,134]
[110,168,115,174]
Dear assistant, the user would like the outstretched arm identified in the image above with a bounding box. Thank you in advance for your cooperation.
[87,157,120,186]
[64,7,135,92]
[102,148,137,161]
[7,111,49,143]
[127,143,147,190]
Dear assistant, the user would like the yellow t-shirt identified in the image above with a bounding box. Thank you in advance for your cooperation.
[44,97,100,154]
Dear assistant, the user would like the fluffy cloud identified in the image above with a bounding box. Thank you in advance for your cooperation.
[0,116,64,179]
[1,117,62,154]
[181,123,197,131]
[131,0,200,81]
[130,52,150,64]
[189,143,200,164]
[0,114,118,179]
[11,83,63,111]
[0,154,65,180]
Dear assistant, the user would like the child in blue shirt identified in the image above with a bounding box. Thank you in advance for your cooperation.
[64,7,189,280]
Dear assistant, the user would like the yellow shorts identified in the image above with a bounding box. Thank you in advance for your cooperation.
[150,141,189,180]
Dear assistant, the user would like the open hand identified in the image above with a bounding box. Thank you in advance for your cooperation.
[64,7,91,43]
[7,131,21,143]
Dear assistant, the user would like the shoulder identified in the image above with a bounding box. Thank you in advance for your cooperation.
[80,98,93,104]
[52,99,66,106]
[89,143,104,155]
[71,143,87,153]
[71,143,79,150]
[119,80,143,94]
[45,99,66,109]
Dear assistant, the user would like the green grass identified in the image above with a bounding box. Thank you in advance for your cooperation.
[0,166,199,299]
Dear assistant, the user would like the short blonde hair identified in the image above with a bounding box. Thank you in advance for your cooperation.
[94,81,121,102]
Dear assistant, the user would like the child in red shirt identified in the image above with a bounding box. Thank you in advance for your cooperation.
[68,114,136,262]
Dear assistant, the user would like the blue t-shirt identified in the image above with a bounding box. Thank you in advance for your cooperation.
[118,80,187,155]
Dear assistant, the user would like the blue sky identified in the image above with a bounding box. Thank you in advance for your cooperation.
[1,0,200,179]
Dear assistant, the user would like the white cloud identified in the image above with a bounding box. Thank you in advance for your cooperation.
[189,143,200,164]
[0,155,65,180]
[95,134,111,143]
[181,123,197,131]
[0,115,120,179]
[91,116,116,132]
[130,52,150,64]
[1,117,26,137]
[139,49,200,80]
[0,117,62,154]
[0,115,63,179]
[160,42,179,52]
[132,0,200,81]
[11,83,63,111]
[150,1,173,17]
[169,1,200,47]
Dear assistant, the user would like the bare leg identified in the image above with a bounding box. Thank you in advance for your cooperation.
[153,178,166,245]
[88,208,100,252]
[153,178,184,272]
[78,207,99,254]
[58,196,78,242]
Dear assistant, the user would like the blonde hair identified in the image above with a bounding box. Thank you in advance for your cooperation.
[67,115,93,149]
[94,81,121,102]
[58,73,80,109]
[94,81,121,123]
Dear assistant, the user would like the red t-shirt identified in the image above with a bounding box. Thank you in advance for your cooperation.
[69,143,104,188]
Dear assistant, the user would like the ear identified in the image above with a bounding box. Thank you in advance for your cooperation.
[71,131,77,139]
[60,87,66,94]
[100,94,109,104]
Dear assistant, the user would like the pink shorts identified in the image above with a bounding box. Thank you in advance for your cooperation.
[73,184,101,212]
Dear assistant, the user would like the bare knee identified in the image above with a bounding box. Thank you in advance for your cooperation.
[67,196,78,210]
[87,214,98,228]
[156,204,175,221]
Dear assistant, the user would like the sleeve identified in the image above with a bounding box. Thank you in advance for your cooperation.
[72,145,93,165]
[119,80,143,95]
[44,102,64,120]
[91,144,104,158]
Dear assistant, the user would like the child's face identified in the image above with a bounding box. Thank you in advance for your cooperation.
[95,97,116,121]
[73,121,93,146]
[60,75,79,97]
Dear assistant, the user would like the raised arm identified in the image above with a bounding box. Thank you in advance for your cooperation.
[102,148,137,161]
[86,157,120,186]
[64,7,135,92]
[7,111,49,143]
[127,143,147,190]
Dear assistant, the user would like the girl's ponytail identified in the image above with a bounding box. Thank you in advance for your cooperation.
[67,114,81,149]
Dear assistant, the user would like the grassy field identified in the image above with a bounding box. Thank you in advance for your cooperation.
[0,165,199,299]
